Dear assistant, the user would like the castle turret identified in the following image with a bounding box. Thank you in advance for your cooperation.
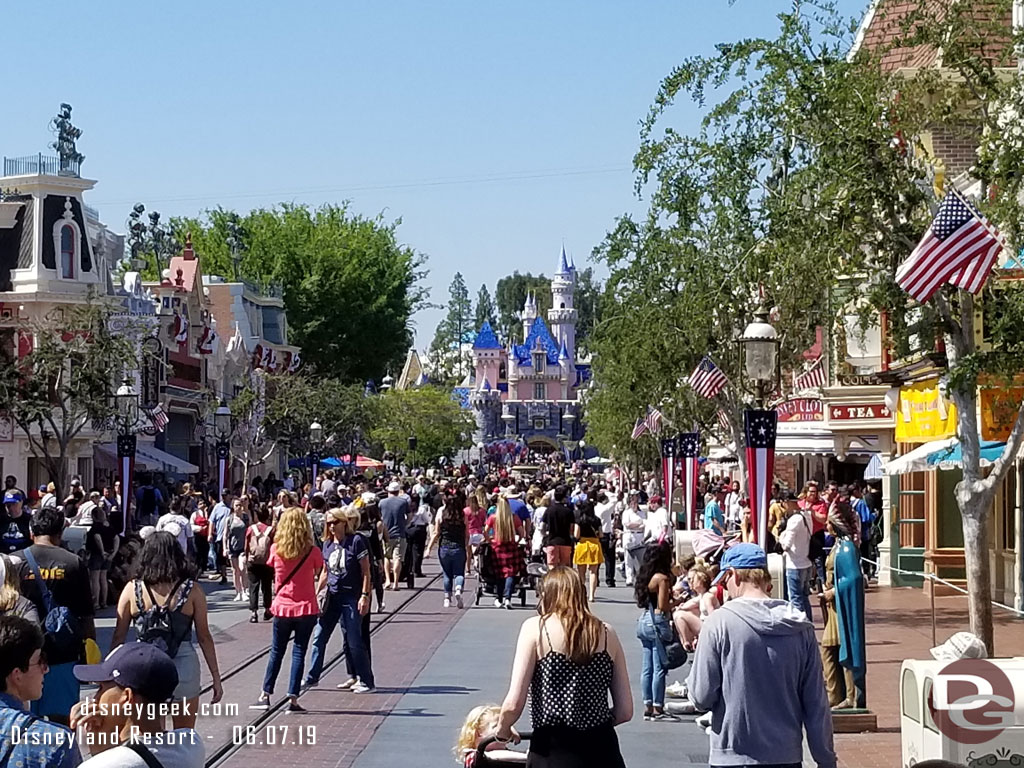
[548,246,577,365]
[520,291,537,343]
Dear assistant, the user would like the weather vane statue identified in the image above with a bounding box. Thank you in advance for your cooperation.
[49,103,84,176]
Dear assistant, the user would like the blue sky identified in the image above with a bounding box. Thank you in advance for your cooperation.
[3,0,866,348]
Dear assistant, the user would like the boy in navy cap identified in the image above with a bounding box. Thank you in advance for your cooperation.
[688,543,836,768]
[70,643,204,768]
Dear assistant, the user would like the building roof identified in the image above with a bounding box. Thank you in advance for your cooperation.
[558,339,570,361]
[557,245,571,275]
[514,315,560,366]
[472,320,502,349]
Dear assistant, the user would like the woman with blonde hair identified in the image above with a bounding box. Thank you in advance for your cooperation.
[253,507,324,712]
[495,567,631,767]
[0,553,38,622]
[485,496,525,609]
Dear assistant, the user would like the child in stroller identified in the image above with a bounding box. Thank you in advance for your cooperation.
[455,705,527,767]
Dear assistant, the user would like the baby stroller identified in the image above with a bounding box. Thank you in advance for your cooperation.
[474,541,528,607]
[691,529,740,567]
[471,734,531,767]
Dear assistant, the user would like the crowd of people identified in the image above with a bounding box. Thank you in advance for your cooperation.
[0,460,868,768]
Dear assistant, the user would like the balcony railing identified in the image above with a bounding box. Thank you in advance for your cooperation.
[3,153,81,178]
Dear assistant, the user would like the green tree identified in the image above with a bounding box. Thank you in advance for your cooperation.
[598,0,1024,651]
[495,272,551,341]
[474,284,497,332]
[0,301,141,498]
[369,387,473,466]
[427,272,474,385]
[573,266,603,355]
[175,204,429,384]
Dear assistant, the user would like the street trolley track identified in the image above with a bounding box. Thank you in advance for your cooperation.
[204,572,443,768]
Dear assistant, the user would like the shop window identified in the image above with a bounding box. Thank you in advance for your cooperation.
[60,225,75,278]
[1001,470,1017,551]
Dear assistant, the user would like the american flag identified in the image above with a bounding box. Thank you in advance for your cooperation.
[645,406,663,435]
[793,358,826,391]
[147,404,169,431]
[896,189,1005,302]
[630,416,648,440]
[688,355,728,399]
[716,408,731,435]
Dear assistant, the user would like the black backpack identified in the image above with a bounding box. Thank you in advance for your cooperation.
[134,578,193,659]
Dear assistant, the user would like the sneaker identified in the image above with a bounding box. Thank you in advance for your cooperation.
[263,609,273,621]
[234,593,242,602]
[494,598,503,607]
[455,592,464,609]
[336,678,358,690]
[249,613,258,624]
[443,597,451,608]
[643,711,653,721]
[503,600,511,610]
[351,682,374,694]
[301,680,318,692]
[243,590,251,601]
[378,601,386,613]
[286,699,305,713]
[695,711,712,729]
[249,695,270,710]
[651,711,680,722]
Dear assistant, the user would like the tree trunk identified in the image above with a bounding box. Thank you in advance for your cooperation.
[959,499,995,655]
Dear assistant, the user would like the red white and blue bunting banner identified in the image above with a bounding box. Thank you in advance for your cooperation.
[171,313,189,346]
[677,432,701,530]
[744,409,778,549]
[660,436,677,527]
[196,324,218,355]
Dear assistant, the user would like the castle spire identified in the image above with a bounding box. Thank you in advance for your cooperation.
[557,245,571,275]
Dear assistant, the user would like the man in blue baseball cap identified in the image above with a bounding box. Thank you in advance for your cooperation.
[688,543,836,768]
[70,643,204,768]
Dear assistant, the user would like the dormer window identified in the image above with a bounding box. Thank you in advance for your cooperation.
[60,225,75,279]
[533,351,544,373]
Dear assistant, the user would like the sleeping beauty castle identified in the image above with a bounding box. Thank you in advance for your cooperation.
[462,247,590,458]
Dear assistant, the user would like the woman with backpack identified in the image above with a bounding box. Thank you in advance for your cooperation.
[246,505,275,623]
[111,531,223,728]
[253,507,324,712]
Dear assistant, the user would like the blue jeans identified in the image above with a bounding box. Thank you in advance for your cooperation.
[785,566,813,622]
[262,614,317,698]
[307,591,374,688]
[502,576,515,600]
[636,611,670,707]
[438,545,466,596]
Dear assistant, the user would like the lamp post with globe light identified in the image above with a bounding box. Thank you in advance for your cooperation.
[115,377,139,532]
[309,420,323,487]
[737,304,781,408]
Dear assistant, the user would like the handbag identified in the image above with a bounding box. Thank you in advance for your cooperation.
[647,606,688,670]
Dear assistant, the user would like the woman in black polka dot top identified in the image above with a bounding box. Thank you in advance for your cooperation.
[493,566,632,767]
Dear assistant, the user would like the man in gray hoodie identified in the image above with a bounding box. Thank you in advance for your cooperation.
[688,543,836,768]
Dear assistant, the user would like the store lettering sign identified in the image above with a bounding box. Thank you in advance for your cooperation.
[829,403,893,423]
[777,398,823,422]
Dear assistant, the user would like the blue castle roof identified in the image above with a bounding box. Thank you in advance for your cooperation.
[472,321,501,349]
[514,315,560,366]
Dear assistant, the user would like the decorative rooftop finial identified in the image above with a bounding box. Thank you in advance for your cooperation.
[182,232,195,261]
[49,103,84,176]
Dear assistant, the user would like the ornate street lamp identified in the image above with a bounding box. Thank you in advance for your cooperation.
[737,305,781,408]
[115,377,139,533]
[214,400,233,497]
[309,420,323,485]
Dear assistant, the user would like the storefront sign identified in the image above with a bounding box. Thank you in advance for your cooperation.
[981,388,1024,441]
[895,379,957,443]
[776,398,823,422]
[837,372,887,386]
[829,402,893,422]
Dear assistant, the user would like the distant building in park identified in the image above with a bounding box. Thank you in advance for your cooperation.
[463,247,590,458]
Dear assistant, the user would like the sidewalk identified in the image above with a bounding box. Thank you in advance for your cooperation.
[835,584,1024,768]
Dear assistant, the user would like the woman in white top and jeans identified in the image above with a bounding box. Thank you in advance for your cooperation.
[777,491,813,621]
[620,492,647,587]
